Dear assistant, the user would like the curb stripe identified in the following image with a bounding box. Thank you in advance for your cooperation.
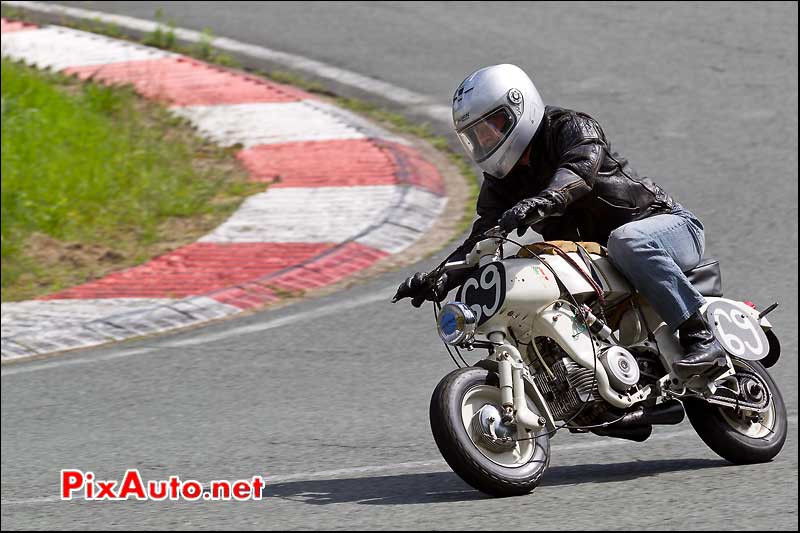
[1,298,176,337]
[63,56,310,106]
[208,242,388,309]
[270,241,389,290]
[238,139,398,187]
[0,18,37,32]
[1,297,242,358]
[1,25,175,70]
[377,139,446,196]
[170,101,367,147]
[239,139,445,195]
[355,186,449,254]
[198,185,414,244]
[41,243,336,300]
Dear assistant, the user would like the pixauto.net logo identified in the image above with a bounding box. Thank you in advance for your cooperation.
[61,469,265,501]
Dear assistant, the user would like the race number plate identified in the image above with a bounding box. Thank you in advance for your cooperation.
[456,263,506,326]
[705,301,769,360]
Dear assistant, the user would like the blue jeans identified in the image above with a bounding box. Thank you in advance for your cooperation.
[607,204,706,331]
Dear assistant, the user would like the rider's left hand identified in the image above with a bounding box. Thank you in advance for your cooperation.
[499,196,552,236]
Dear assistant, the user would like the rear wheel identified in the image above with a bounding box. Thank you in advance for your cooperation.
[685,360,787,464]
[429,367,550,497]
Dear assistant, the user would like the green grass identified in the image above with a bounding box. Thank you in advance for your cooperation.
[1,59,259,301]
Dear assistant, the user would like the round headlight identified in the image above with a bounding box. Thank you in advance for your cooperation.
[437,302,477,346]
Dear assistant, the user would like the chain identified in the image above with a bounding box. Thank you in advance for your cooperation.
[705,368,772,412]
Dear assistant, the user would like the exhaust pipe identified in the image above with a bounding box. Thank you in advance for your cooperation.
[609,401,685,429]
[592,425,652,442]
[592,401,685,442]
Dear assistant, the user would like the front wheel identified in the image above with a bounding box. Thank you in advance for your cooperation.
[429,367,550,497]
[685,360,787,464]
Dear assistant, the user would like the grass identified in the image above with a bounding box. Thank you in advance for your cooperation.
[1,59,260,301]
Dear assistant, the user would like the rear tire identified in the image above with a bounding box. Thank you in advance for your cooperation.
[430,367,550,497]
[685,360,787,464]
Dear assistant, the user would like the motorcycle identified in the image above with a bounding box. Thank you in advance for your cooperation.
[399,222,787,497]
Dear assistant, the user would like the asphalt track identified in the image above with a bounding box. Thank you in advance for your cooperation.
[2,2,797,530]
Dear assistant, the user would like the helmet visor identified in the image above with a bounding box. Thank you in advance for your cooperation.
[457,107,516,162]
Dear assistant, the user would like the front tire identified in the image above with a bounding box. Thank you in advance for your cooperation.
[429,366,550,497]
[685,360,787,464]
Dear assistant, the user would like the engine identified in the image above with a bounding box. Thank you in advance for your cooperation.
[528,338,602,421]
[528,337,645,422]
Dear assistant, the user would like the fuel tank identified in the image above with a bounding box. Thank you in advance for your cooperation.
[539,253,633,304]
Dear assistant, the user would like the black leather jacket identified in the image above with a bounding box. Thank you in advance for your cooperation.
[450,105,675,265]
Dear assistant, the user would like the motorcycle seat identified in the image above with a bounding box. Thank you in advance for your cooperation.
[683,257,723,297]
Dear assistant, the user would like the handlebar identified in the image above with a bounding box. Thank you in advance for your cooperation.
[392,216,547,304]
[431,213,547,277]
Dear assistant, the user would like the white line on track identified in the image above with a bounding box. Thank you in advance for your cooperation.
[0,348,155,377]
[162,286,396,348]
[2,415,795,506]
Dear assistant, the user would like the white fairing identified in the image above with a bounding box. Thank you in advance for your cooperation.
[471,258,560,342]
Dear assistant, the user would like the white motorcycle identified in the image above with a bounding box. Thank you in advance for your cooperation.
[412,224,786,497]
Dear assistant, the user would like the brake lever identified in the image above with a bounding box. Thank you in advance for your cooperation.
[521,209,546,229]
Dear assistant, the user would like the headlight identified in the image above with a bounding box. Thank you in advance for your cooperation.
[437,302,477,346]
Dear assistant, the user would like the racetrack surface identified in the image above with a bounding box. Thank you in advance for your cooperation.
[2,2,797,530]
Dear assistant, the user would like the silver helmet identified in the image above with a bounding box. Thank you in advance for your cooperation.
[452,64,544,179]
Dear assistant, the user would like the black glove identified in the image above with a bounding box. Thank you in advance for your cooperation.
[391,271,449,308]
[498,196,554,236]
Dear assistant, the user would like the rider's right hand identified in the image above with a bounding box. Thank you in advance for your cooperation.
[391,271,449,307]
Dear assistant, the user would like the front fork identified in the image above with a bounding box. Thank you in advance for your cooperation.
[495,342,546,432]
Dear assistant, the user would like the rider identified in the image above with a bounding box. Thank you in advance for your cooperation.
[393,64,726,379]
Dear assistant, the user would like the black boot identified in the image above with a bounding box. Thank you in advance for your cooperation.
[673,311,728,379]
